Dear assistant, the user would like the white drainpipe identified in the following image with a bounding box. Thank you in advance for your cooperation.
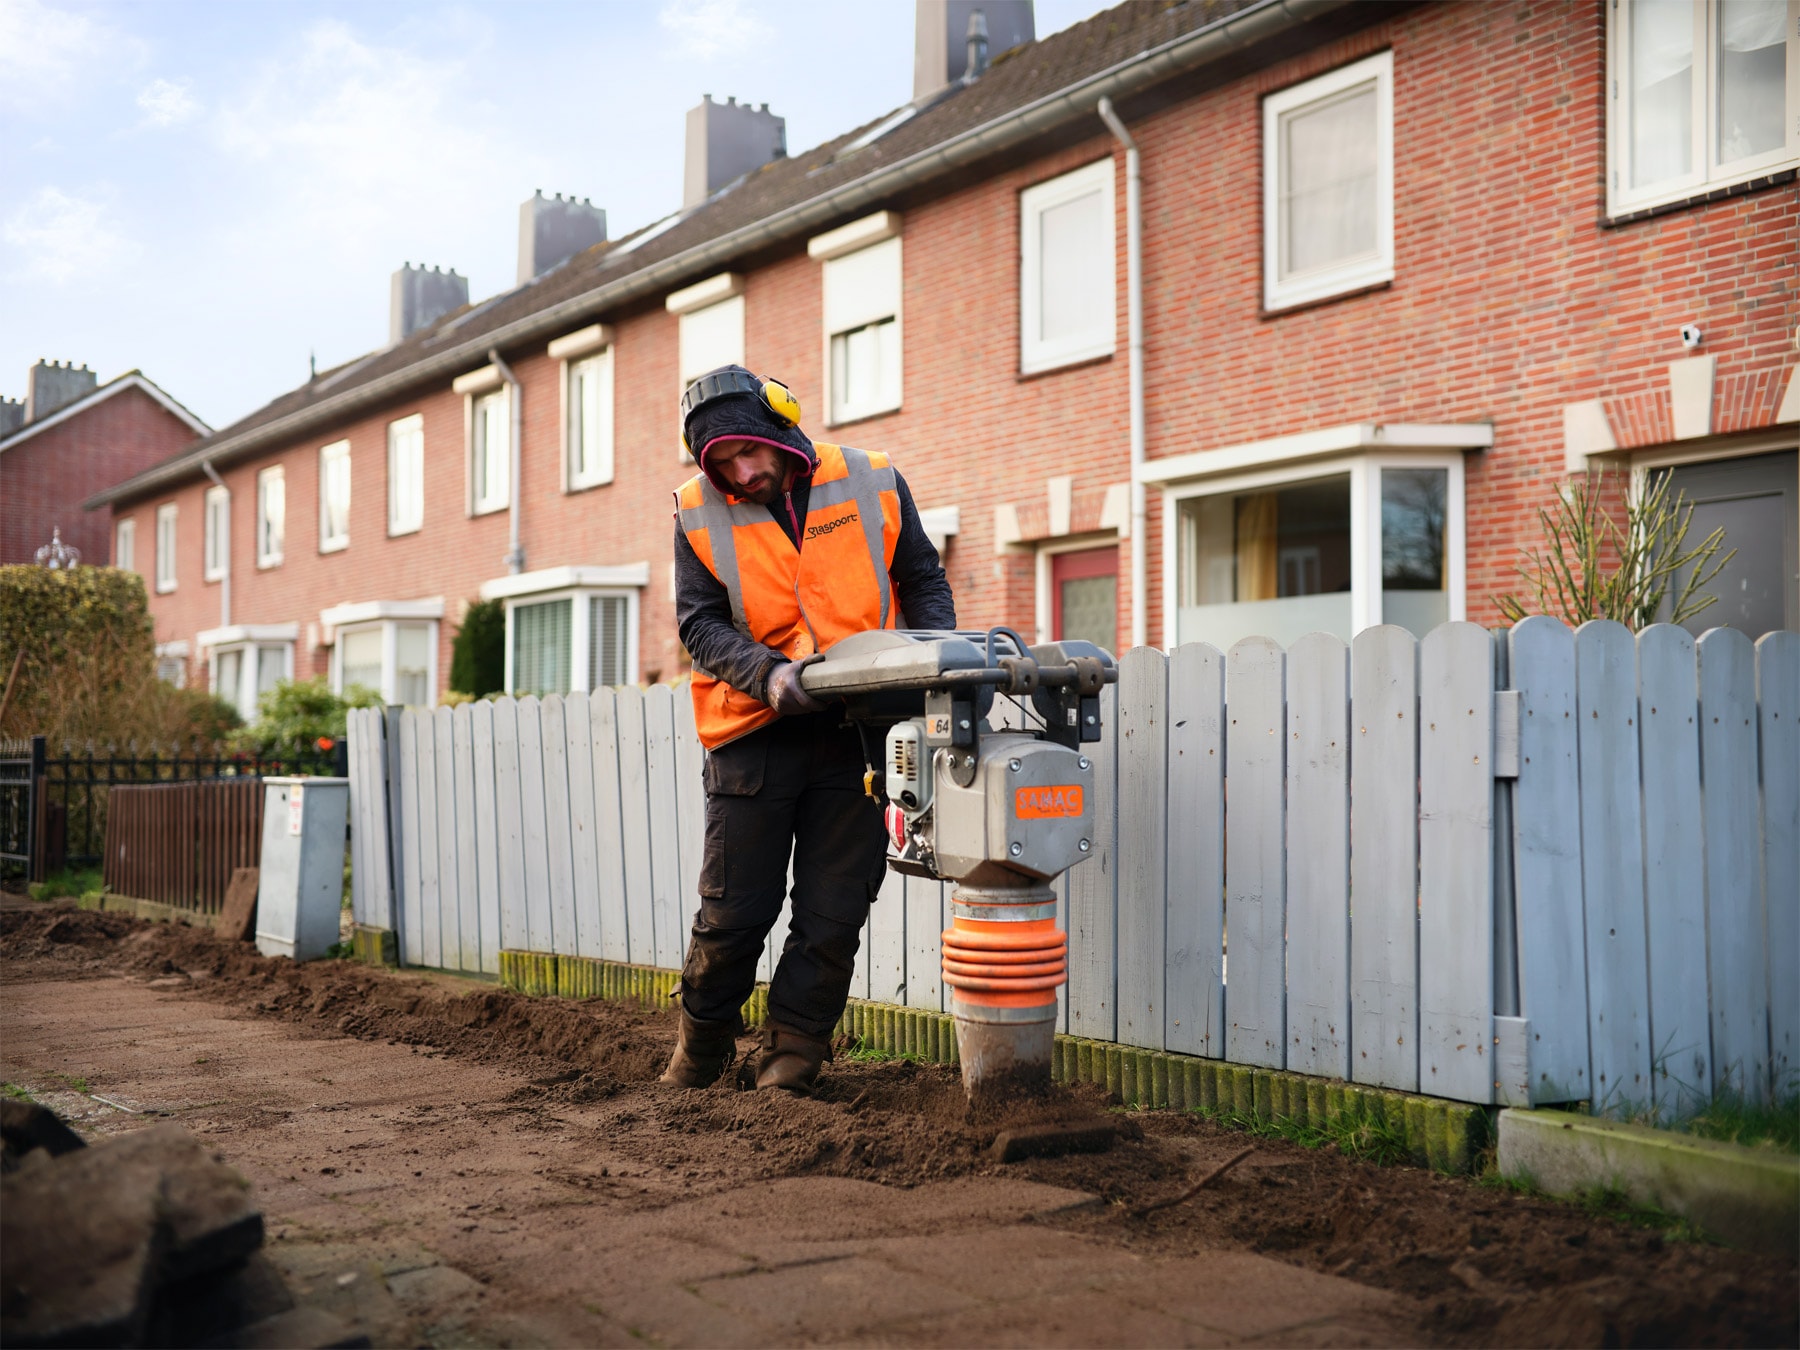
[200,459,230,629]
[1097,97,1146,649]
[489,348,525,574]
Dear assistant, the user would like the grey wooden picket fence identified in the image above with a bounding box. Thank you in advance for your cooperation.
[346,618,1798,1115]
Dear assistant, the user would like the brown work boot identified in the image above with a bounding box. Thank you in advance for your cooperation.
[753,1022,833,1094]
[659,1009,740,1088]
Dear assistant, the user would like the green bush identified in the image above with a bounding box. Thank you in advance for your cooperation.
[232,677,380,760]
[0,564,239,747]
[449,598,505,697]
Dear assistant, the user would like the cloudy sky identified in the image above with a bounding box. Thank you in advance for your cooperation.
[2,0,1111,430]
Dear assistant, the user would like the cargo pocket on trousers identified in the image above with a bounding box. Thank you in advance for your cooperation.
[703,737,766,796]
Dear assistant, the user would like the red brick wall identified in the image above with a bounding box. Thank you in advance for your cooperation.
[1,385,199,566]
[116,0,1796,694]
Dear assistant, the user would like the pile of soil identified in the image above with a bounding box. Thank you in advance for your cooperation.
[5,904,1796,1348]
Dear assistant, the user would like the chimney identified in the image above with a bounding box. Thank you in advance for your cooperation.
[389,263,469,345]
[683,95,786,210]
[913,1,1033,100]
[518,190,607,284]
[0,398,23,437]
[25,360,98,422]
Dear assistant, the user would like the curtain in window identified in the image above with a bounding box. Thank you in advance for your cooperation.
[1038,189,1107,344]
[830,319,900,422]
[1281,85,1377,277]
[1631,0,1696,186]
[395,624,431,706]
[1719,0,1787,162]
[513,600,571,695]
[1235,493,1280,603]
[589,596,628,689]
[259,471,285,560]
[340,628,383,698]
[216,648,243,713]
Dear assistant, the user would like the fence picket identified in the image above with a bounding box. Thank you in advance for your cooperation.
[589,689,631,962]
[1698,628,1769,1099]
[490,698,530,954]
[469,701,502,973]
[415,710,446,968]
[1350,625,1419,1092]
[1758,633,1800,1096]
[867,861,907,1005]
[613,687,657,967]
[1225,637,1286,1069]
[432,707,463,970]
[673,688,707,962]
[1419,622,1496,1105]
[564,692,601,961]
[515,698,555,954]
[1116,647,1169,1050]
[450,705,481,974]
[396,710,426,966]
[1164,643,1224,1058]
[1637,625,1711,1116]
[643,686,685,972]
[539,695,578,957]
[1066,682,1118,1040]
[1286,633,1350,1080]
[905,874,943,1011]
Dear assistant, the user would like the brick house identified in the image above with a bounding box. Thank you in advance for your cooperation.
[2,362,208,587]
[89,0,1798,719]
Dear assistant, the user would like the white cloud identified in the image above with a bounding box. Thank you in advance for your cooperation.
[0,0,142,112]
[137,77,199,127]
[3,186,136,283]
[657,0,771,60]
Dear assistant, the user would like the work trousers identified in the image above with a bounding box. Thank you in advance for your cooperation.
[679,713,887,1038]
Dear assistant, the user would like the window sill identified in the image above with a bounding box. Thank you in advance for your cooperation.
[470,503,508,518]
[319,540,348,555]
[1262,272,1394,319]
[1603,167,1797,229]
[1016,350,1114,383]
[203,573,224,585]
[565,477,615,495]
[824,404,902,431]
[387,523,422,538]
[155,582,176,595]
[256,557,283,570]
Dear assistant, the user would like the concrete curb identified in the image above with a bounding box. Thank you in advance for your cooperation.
[77,892,217,929]
[496,949,1490,1172]
[1498,1107,1800,1254]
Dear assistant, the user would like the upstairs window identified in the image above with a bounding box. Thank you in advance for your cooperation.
[1263,50,1395,311]
[319,439,350,551]
[203,486,229,581]
[256,465,285,567]
[471,389,510,515]
[1609,0,1798,216]
[669,273,746,462]
[817,226,903,424]
[115,517,135,573]
[567,349,614,489]
[155,503,177,593]
[1019,160,1115,373]
[387,414,424,535]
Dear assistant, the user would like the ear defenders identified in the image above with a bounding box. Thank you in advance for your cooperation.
[679,368,802,451]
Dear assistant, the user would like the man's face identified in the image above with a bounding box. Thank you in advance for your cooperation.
[706,438,787,503]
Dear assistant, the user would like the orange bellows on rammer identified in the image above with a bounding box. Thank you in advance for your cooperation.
[940,885,1066,1093]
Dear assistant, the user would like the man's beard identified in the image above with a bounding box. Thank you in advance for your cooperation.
[736,474,779,504]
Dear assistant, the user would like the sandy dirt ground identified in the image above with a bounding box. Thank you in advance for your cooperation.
[2,901,1794,1349]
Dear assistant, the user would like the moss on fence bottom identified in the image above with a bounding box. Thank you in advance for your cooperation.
[494,948,1491,1172]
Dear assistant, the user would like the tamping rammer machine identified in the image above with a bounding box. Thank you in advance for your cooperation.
[799,628,1117,1097]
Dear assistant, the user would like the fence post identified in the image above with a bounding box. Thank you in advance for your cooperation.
[26,735,46,883]
[383,705,407,961]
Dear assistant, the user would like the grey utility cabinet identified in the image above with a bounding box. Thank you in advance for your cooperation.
[256,777,349,961]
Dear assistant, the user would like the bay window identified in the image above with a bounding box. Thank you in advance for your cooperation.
[198,624,297,721]
[481,565,647,696]
[1609,0,1798,216]
[321,599,444,705]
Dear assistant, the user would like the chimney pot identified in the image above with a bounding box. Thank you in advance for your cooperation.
[24,358,98,422]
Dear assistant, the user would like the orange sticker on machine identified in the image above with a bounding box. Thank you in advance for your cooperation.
[1014,784,1084,818]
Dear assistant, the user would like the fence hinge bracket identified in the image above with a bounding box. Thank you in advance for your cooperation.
[1492,690,1521,779]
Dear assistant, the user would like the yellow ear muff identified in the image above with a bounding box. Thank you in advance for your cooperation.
[762,379,801,426]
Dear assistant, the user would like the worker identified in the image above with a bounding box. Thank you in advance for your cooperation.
[663,365,956,1093]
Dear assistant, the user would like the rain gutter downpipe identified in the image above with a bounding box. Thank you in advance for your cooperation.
[1097,97,1146,649]
[200,459,230,628]
[489,348,525,574]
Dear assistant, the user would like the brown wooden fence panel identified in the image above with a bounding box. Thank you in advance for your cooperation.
[103,779,266,913]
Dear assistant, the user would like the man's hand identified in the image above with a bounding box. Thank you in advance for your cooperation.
[766,656,824,716]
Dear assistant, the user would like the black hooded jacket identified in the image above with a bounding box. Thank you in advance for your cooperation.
[674,382,955,703]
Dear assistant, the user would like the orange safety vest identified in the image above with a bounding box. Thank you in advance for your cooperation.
[676,442,902,749]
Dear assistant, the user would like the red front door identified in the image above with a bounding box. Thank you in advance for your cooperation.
[1051,546,1119,652]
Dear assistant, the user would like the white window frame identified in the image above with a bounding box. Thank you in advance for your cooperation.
[1157,449,1467,645]
[1019,159,1117,374]
[198,625,297,722]
[812,214,905,427]
[155,502,177,593]
[1608,0,1800,218]
[329,619,439,706]
[387,413,424,536]
[499,587,640,695]
[318,439,350,553]
[669,273,747,462]
[469,387,511,516]
[202,486,229,582]
[256,465,285,568]
[1262,50,1396,312]
[115,517,135,573]
[565,348,615,491]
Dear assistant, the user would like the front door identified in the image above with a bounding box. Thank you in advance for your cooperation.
[1659,448,1798,638]
[1051,546,1119,652]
